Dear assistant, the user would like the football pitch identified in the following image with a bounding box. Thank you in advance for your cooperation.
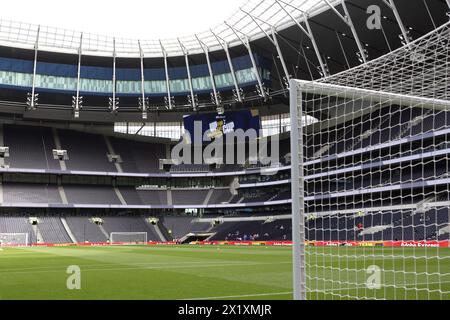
[0,245,448,300]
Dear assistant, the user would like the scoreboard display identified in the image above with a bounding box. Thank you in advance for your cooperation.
[183,109,261,143]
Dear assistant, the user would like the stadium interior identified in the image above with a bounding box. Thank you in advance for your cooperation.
[0,0,449,301]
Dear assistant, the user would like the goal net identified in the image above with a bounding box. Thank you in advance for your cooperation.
[110,232,148,244]
[290,22,450,300]
[0,233,29,247]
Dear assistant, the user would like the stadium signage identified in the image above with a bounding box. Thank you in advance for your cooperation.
[10,241,447,248]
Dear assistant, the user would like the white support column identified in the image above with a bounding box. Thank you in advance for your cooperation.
[109,38,119,113]
[447,0,450,10]
[160,42,173,110]
[289,80,306,301]
[225,22,267,100]
[324,0,367,63]
[275,0,328,77]
[138,40,148,118]
[196,35,220,107]
[28,25,40,110]
[73,33,83,118]
[211,30,243,103]
[224,43,242,102]
[178,39,197,110]
[382,0,410,44]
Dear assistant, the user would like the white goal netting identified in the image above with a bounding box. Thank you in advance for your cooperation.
[290,22,450,300]
[110,232,148,244]
[0,233,29,247]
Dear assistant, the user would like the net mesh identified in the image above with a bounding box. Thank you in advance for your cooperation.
[291,22,450,300]
[0,233,28,247]
[110,232,148,244]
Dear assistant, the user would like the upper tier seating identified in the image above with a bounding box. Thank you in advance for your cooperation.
[3,124,60,170]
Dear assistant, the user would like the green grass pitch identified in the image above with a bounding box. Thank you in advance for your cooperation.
[0,245,448,300]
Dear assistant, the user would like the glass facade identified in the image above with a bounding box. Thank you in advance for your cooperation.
[0,67,269,94]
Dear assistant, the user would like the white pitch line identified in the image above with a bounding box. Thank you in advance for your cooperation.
[186,281,450,300]
[182,291,293,300]
[0,261,291,275]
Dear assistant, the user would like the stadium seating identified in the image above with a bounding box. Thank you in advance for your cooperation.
[38,216,72,243]
[100,216,160,241]
[3,183,61,204]
[3,125,60,170]
[58,129,116,172]
[209,220,292,241]
[162,216,211,239]
[64,185,121,205]
[65,216,107,243]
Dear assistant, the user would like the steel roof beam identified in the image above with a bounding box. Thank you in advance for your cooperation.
[382,0,411,45]
[323,0,367,64]
[241,9,291,89]
[224,21,268,100]
[196,35,221,108]
[178,39,197,110]
[210,30,243,103]
[275,0,329,77]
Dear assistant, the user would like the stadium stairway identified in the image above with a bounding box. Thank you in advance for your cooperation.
[167,189,173,206]
[32,223,44,243]
[152,222,166,242]
[203,189,214,206]
[60,217,77,243]
[104,135,123,173]
[114,187,127,205]
[98,224,110,240]
[156,220,172,241]
[52,128,67,171]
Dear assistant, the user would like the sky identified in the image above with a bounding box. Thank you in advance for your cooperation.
[0,0,246,40]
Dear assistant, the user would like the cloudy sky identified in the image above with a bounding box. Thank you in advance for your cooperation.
[0,0,246,39]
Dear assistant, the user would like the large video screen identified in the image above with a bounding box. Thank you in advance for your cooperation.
[183,110,261,143]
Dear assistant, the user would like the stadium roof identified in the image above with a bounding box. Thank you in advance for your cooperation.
[0,0,338,57]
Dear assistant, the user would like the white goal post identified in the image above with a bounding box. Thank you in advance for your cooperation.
[109,232,148,244]
[0,233,29,247]
[289,22,450,300]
